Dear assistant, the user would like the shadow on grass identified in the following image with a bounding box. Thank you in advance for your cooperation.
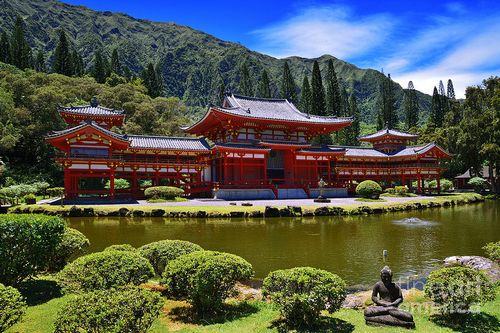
[17,278,62,306]
[169,301,260,325]
[270,317,355,333]
[430,313,500,333]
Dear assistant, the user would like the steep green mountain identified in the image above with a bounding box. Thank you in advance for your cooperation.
[0,0,431,123]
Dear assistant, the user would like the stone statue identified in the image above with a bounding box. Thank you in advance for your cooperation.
[364,266,415,329]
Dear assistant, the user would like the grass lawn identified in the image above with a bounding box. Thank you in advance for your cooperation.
[8,283,500,333]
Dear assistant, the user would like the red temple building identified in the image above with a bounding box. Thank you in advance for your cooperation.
[46,94,451,200]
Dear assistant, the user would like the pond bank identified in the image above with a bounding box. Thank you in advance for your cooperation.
[8,193,485,218]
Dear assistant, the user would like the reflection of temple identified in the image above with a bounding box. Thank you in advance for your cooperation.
[46,94,450,200]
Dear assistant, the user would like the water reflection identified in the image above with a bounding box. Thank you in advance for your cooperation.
[392,217,437,227]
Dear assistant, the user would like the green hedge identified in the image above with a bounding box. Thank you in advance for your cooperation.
[0,283,26,332]
[144,186,184,200]
[483,241,500,262]
[355,180,382,199]
[57,250,154,293]
[139,240,203,276]
[47,228,90,272]
[262,267,346,327]
[0,214,65,286]
[54,287,163,333]
[104,244,137,252]
[162,250,254,314]
[47,187,65,197]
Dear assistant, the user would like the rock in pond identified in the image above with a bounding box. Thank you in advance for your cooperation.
[444,255,500,282]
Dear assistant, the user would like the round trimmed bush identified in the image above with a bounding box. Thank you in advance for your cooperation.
[356,180,382,199]
[144,186,184,200]
[483,241,500,262]
[104,244,137,252]
[47,187,65,198]
[47,228,90,272]
[468,177,489,193]
[0,283,26,332]
[394,185,409,196]
[139,240,203,276]
[0,214,65,286]
[424,266,494,314]
[57,250,154,293]
[262,267,346,327]
[162,250,254,314]
[54,287,163,333]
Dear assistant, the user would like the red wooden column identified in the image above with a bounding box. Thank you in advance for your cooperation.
[109,168,115,198]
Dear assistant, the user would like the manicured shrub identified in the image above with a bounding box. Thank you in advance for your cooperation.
[262,267,346,327]
[47,187,65,198]
[384,187,395,194]
[139,240,203,276]
[32,181,50,196]
[47,228,90,272]
[355,180,382,199]
[23,193,36,204]
[429,179,454,192]
[54,287,163,333]
[424,266,494,314]
[394,185,409,196]
[0,214,65,286]
[483,241,500,262]
[144,186,184,200]
[104,244,137,252]
[57,250,154,293]
[162,250,254,314]
[468,177,489,193]
[0,283,26,332]
[105,178,130,190]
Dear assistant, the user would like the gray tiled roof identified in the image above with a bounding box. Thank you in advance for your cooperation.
[128,135,210,151]
[359,128,418,140]
[343,147,388,157]
[300,146,346,153]
[221,94,353,124]
[59,105,124,116]
[215,142,270,150]
[47,121,127,140]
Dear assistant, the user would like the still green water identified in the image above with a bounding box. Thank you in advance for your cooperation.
[67,201,499,285]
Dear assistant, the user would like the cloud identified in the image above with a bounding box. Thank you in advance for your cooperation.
[251,5,394,59]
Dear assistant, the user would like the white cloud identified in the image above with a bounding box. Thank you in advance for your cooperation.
[251,5,394,59]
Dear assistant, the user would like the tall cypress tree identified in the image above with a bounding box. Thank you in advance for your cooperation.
[378,74,397,129]
[310,61,326,116]
[438,80,446,96]
[154,64,164,97]
[34,50,45,72]
[110,48,121,75]
[10,16,32,69]
[53,30,73,76]
[92,50,107,83]
[346,94,360,145]
[430,86,444,127]
[447,79,455,99]
[280,61,297,102]
[299,76,312,114]
[403,81,419,129]
[71,50,84,76]
[325,59,342,116]
[0,31,11,64]
[141,63,164,98]
[238,62,253,96]
[256,69,271,98]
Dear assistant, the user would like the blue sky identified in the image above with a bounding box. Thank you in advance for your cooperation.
[63,0,500,97]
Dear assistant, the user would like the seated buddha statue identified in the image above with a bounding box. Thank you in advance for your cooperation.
[364,266,415,329]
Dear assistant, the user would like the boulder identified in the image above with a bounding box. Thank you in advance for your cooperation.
[118,207,129,217]
[151,209,165,217]
[314,206,331,216]
[264,206,280,218]
[68,206,83,217]
[444,255,500,282]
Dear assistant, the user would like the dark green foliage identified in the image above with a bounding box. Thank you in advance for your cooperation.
[52,30,73,76]
[424,266,494,314]
[54,287,163,333]
[431,86,445,127]
[325,59,342,116]
[70,49,84,77]
[256,69,271,98]
[447,79,456,99]
[162,250,254,314]
[262,267,346,328]
[47,187,65,197]
[110,48,121,75]
[92,49,108,84]
[482,241,500,262]
[104,244,137,252]
[57,250,154,293]
[355,180,382,199]
[342,94,360,145]
[47,228,90,272]
[310,61,325,116]
[139,240,203,276]
[34,50,45,72]
[299,76,312,114]
[0,214,65,286]
[10,16,31,69]
[144,186,184,200]
[404,81,419,129]
[0,31,11,64]
[438,80,446,96]
[238,62,253,96]
[0,283,26,331]
[141,62,164,98]
[378,74,398,129]
[280,61,297,103]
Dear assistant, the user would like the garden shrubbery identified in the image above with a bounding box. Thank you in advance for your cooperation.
[47,228,90,272]
[262,267,346,327]
[47,187,65,198]
[424,266,494,314]
[483,241,500,262]
[429,179,454,192]
[468,177,489,193]
[54,287,163,333]
[0,283,26,332]
[104,244,137,252]
[355,180,382,199]
[57,250,154,293]
[0,214,65,286]
[139,240,203,276]
[162,250,254,314]
[144,186,184,200]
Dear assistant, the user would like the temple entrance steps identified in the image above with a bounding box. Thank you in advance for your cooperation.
[277,188,308,199]
[214,189,276,200]
[309,188,348,198]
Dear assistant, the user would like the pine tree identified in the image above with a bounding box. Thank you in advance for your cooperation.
[92,50,107,83]
[346,94,360,145]
[53,30,73,76]
[154,64,164,97]
[310,61,326,116]
[141,63,164,98]
[34,50,45,72]
[0,31,11,64]
[10,16,32,69]
[256,69,271,98]
[341,86,349,116]
[216,79,225,106]
[238,62,253,96]
[325,59,342,116]
[430,86,445,127]
[299,76,312,114]
[438,80,445,96]
[71,50,84,76]
[447,79,455,99]
[280,61,297,102]
[378,74,397,129]
[110,48,121,75]
[403,81,419,129]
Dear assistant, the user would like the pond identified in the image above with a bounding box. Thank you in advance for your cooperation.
[67,201,500,286]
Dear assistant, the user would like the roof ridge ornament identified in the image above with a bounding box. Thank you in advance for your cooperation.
[90,96,99,107]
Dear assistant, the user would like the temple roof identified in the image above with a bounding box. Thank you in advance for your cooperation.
[337,143,450,159]
[59,105,125,117]
[47,121,128,141]
[128,135,210,151]
[359,128,418,141]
